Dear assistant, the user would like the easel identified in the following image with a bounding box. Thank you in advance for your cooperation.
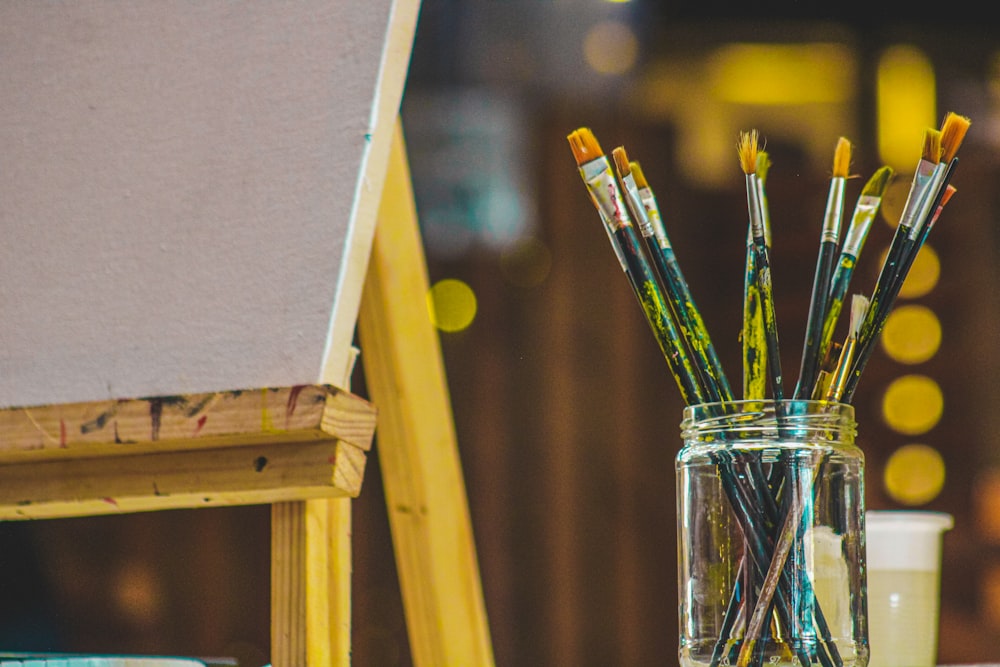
[0,122,494,667]
[0,0,495,663]
[270,121,497,666]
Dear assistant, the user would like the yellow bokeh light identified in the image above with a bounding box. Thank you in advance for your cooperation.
[884,443,946,505]
[878,177,913,229]
[898,244,940,299]
[877,45,936,168]
[427,278,477,333]
[881,304,941,364]
[874,242,939,300]
[708,43,855,105]
[881,374,943,435]
[583,20,639,76]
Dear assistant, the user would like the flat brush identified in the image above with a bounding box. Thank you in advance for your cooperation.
[815,165,893,394]
[616,151,734,403]
[568,128,705,405]
[743,151,771,400]
[844,113,969,401]
[795,137,852,399]
[739,130,784,402]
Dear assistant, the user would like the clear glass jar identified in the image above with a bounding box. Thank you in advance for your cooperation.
[676,400,868,667]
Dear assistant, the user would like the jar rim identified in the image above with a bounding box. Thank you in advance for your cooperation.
[680,399,856,440]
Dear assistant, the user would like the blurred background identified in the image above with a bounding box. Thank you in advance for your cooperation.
[4,1,1000,665]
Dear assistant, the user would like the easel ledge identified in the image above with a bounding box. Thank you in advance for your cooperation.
[0,385,376,520]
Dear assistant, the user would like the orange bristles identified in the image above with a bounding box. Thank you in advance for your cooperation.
[832,137,852,178]
[611,146,631,178]
[940,112,971,163]
[738,130,760,175]
[567,127,603,166]
[921,128,942,164]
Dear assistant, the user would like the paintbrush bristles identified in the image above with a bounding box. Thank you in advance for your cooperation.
[611,146,631,178]
[567,127,603,166]
[738,130,760,174]
[862,165,894,198]
[832,137,852,178]
[921,128,942,164]
[850,294,869,337]
[756,151,772,184]
[940,185,957,207]
[630,161,648,189]
[940,112,971,163]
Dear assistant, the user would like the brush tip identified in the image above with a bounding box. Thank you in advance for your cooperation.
[738,130,760,174]
[756,151,772,185]
[940,112,971,163]
[568,127,604,166]
[611,146,631,177]
[630,161,649,189]
[850,294,870,336]
[940,184,957,207]
[921,128,942,164]
[832,137,852,178]
[861,165,894,197]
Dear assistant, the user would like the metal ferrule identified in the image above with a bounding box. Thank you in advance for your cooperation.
[638,187,672,250]
[745,173,766,241]
[620,173,653,238]
[906,161,949,242]
[840,195,879,257]
[580,158,631,233]
[821,177,846,243]
[579,158,629,271]
[897,158,939,232]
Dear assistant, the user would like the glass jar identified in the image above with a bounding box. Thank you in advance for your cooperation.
[676,400,868,667]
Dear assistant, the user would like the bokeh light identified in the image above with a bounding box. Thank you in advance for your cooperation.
[427,278,478,333]
[882,374,943,435]
[974,468,1000,543]
[884,443,946,505]
[500,236,552,288]
[898,243,940,298]
[877,45,937,168]
[708,43,854,105]
[983,563,1000,629]
[881,304,941,364]
[583,20,639,75]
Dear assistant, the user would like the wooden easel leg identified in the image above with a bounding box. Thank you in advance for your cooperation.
[357,120,496,666]
[271,497,352,667]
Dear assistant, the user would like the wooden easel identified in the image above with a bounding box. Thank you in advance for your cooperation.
[270,121,497,667]
[0,122,496,667]
[0,121,494,667]
[0,1,494,662]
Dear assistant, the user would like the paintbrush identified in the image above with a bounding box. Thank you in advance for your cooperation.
[568,128,705,405]
[826,294,869,402]
[614,150,734,403]
[739,130,784,403]
[815,165,893,394]
[843,113,970,401]
[898,113,970,274]
[743,151,771,400]
[794,137,852,400]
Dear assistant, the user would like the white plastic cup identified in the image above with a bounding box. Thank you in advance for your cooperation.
[866,510,954,667]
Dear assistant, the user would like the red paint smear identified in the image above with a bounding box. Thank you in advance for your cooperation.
[285,384,306,429]
[194,414,208,436]
[59,419,67,448]
[103,497,118,507]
